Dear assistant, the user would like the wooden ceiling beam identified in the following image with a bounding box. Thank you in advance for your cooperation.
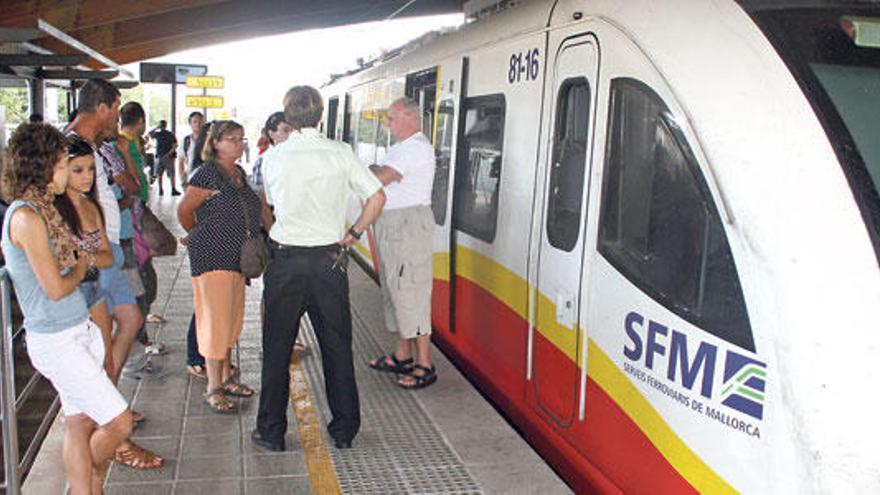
[96,0,460,67]
[0,0,231,32]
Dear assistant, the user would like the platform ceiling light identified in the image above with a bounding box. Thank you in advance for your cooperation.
[839,16,880,48]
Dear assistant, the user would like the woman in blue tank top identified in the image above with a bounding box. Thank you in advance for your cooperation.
[1,123,132,494]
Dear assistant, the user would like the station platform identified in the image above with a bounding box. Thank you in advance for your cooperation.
[24,195,569,494]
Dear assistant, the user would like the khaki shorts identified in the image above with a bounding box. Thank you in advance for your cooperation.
[374,205,433,339]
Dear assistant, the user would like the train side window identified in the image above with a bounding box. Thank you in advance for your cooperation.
[432,99,455,225]
[453,94,506,243]
[598,78,754,351]
[547,78,590,251]
[327,97,339,140]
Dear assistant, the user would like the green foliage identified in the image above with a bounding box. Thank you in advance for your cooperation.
[0,88,29,124]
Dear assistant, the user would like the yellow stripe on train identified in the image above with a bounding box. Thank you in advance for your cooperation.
[434,246,735,494]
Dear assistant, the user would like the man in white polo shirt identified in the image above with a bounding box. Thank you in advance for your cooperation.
[367,97,437,389]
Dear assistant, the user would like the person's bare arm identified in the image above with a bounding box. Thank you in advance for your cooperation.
[86,202,114,268]
[114,140,142,194]
[9,208,87,300]
[369,164,402,186]
[342,189,386,247]
[177,186,215,232]
[259,190,274,233]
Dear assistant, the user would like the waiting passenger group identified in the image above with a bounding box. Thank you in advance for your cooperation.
[1,79,437,493]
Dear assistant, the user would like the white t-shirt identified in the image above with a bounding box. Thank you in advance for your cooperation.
[67,131,121,244]
[379,132,435,210]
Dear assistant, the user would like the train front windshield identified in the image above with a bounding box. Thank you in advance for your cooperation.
[751,8,880,262]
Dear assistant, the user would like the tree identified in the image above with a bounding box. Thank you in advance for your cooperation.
[0,88,29,124]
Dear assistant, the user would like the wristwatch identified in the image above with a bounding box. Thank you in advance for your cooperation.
[348,227,362,240]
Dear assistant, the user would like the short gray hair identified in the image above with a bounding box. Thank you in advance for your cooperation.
[392,97,420,121]
[283,86,323,129]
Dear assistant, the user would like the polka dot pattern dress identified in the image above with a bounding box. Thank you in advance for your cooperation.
[187,163,263,277]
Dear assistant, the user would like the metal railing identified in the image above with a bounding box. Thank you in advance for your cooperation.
[0,268,61,495]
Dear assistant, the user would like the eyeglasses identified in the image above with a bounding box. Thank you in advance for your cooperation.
[222,135,244,143]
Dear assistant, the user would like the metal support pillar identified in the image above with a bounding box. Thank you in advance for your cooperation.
[170,81,177,136]
[28,79,45,119]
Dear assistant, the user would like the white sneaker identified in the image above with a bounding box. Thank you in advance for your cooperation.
[144,342,168,356]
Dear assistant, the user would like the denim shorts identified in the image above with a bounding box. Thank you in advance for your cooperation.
[78,280,104,309]
[98,243,137,312]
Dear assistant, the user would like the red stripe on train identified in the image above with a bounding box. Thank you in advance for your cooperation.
[432,277,696,494]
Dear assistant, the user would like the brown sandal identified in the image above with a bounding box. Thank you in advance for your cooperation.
[114,441,164,469]
[203,388,237,414]
[222,378,254,398]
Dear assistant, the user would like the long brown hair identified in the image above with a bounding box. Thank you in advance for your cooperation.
[54,136,103,236]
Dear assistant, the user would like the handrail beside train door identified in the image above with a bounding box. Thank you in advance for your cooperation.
[449,56,470,334]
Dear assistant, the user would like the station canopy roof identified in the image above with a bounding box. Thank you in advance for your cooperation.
[0,0,462,84]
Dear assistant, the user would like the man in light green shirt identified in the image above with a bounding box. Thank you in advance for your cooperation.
[262,127,382,246]
[254,85,385,453]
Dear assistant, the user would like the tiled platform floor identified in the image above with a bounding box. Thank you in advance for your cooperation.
[24,195,569,495]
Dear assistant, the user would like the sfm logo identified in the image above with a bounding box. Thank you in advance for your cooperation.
[623,312,766,420]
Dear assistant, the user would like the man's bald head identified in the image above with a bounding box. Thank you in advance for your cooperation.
[387,98,421,142]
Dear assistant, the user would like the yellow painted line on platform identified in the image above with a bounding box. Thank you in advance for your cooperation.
[289,354,342,495]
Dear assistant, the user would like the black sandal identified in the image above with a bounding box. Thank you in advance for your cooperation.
[397,364,437,389]
[368,354,413,374]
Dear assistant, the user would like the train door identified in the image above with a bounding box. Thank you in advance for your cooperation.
[530,35,599,426]
[406,68,438,139]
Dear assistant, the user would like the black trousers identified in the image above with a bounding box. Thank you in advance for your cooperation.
[256,245,360,444]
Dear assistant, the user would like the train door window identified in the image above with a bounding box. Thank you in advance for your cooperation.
[547,78,590,252]
[376,109,390,162]
[356,109,378,163]
[598,78,753,351]
[343,94,353,144]
[327,97,339,140]
[453,94,505,243]
[406,67,438,139]
[432,99,455,225]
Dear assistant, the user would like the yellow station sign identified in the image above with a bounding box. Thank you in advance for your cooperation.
[185,95,224,109]
[185,75,225,89]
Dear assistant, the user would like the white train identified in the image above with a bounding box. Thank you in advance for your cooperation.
[321,1,880,492]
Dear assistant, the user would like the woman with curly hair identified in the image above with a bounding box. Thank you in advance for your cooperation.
[1,123,133,494]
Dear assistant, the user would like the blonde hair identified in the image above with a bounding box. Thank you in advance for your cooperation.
[201,120,244,162]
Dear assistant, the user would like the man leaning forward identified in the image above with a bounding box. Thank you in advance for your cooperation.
[367,98,437,389]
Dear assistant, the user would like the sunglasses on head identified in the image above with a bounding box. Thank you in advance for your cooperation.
[67,137,94,159]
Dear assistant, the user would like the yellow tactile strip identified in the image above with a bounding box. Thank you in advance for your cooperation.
[289,353,343,495]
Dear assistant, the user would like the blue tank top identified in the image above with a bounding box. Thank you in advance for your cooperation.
[1,201,88,333]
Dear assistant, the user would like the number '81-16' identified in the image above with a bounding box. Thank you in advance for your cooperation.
[508,48,540,83]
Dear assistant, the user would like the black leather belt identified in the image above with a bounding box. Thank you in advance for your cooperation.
[269,241,339,253]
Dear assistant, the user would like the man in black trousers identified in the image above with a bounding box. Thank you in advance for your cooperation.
[253,85,385,451]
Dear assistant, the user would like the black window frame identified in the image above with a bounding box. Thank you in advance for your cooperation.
[598,78,754,351]
[546,77,591,252]
[452,93,506,244]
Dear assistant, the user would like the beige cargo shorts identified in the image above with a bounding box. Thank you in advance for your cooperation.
[374,205,433,339]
